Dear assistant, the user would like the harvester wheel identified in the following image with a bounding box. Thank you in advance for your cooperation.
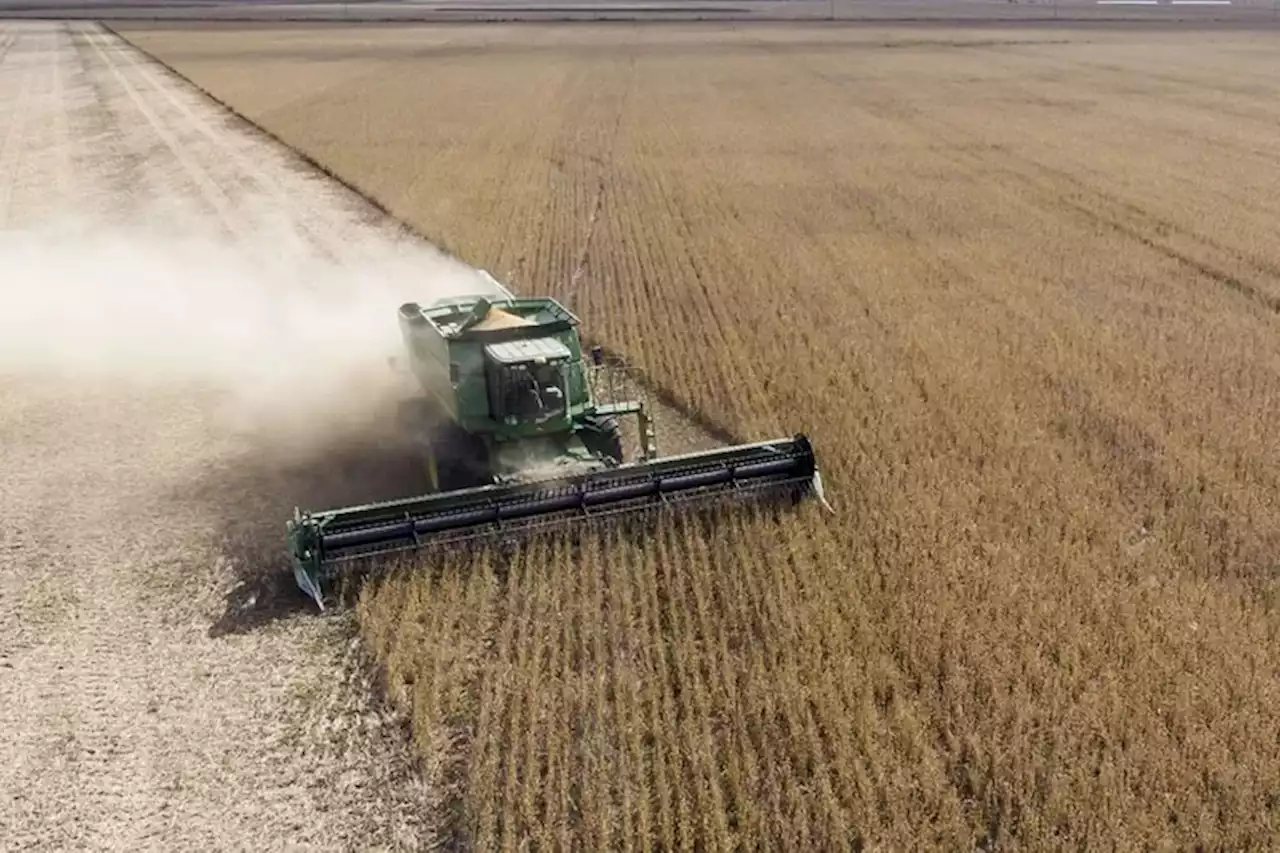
[396,397,441,434]
[434,425,493,491]
[397,397,491,491]
[580,413,624,465]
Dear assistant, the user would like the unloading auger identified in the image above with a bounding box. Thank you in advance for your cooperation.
[286,272,829,609]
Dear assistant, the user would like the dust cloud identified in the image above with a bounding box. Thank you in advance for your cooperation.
[0,210,495,443]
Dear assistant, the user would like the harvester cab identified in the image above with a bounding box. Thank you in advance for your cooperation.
[392,284,653,485]
[286,271,829,610]
[485,337,571,428]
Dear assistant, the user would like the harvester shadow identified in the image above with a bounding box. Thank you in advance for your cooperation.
[185,425,435,638]
[185,392,812,639]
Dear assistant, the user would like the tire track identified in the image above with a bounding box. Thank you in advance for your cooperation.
[892,52,1280,314]
[0,33,16,66]
[1010,160,1280,315]
[904,102,1280,317]
[910,86,1280,318]
[9,26,75,217]
[101,33,361,265]
[105,25,470,272]
[756,34,1280,320]
[48,26,71,196]
[0,27,35,227]
[64,26,152,218]
[82,24,246,239]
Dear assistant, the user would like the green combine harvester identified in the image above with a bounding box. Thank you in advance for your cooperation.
[287,272,828,609]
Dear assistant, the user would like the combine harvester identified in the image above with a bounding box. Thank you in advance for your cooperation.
[287,272,828,609]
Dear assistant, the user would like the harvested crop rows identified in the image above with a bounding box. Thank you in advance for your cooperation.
[109,21,1280,850]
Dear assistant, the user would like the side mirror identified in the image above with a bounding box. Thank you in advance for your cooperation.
[590,346,604,366]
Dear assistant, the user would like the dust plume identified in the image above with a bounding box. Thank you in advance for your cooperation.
[0,211,496,442]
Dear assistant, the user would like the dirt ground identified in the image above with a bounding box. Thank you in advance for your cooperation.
[0,21,472,849]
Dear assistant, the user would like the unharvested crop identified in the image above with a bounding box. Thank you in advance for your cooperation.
[117,22,1280,850]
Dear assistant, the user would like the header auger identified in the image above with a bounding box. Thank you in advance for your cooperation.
[286,271,829,610]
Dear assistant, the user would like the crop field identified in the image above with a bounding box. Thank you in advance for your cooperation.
[19,19,1280,851]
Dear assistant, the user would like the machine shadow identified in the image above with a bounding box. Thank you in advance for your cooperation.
[181,416,435,638]
[185,420,813,638]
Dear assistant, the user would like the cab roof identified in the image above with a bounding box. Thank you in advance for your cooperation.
[485,337,573,365]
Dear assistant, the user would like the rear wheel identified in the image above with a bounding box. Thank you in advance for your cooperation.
[397,397,492,491]
[434,425,492,491]
[580,413,624,465]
